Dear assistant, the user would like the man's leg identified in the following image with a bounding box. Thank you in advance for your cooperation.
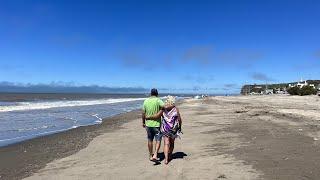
[152,127,162,160]
[146,127,155,159]
[148,140,153,158]
[152,139,161,159]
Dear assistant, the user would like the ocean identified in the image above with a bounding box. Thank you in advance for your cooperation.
[0,93,181,147]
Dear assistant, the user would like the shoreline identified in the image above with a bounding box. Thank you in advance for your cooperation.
[0,98,187,148]
[3,95,320,179]
[0,109,141,180]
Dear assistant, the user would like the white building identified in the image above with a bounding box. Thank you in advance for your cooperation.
[288,79,315,89]
[275,88,286,94]
[264,89,273,95]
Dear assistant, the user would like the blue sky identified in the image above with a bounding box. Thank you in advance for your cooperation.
[0,0,319,94]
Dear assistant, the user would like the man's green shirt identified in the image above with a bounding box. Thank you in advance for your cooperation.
[142,96,164,127]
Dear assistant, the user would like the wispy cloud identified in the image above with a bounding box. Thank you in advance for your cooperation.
[121,52,149,68]
[292,61,319,70]
[181,46,263,68]
[250,72,275,82]
[192,86,202,91]
[0,64,31,77]
[116,45,263,70]
[3,2,53,33]
[208,87,221,91]
[182,75,214,83]
[182,45,214,65]
[224,83,238,88]
[218,49,263,62]
[0,64,24,71]
[117,47,162,70]
[215,83,240,92]
[314,50,320,59]
[291,50,320,70]
[49,34,92,48]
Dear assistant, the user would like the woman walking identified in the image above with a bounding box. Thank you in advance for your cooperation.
[147,96,182,164]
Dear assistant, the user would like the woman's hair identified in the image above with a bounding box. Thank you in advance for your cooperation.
[165,95,176,106]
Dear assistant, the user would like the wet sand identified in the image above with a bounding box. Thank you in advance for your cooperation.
[0,110,141,180]
[2,95,320,180]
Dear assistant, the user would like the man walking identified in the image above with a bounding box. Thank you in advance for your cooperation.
[142,88,164,162]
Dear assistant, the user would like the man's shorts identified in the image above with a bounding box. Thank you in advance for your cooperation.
[146,127,162,141]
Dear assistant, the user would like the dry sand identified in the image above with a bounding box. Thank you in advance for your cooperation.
[4,95,320,180]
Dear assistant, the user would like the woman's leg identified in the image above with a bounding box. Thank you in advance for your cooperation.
[169,138,175,159]
[163,136,170,164]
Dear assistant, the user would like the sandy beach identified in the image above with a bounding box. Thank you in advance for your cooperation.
[2,0,320,179]
[2,95,320,180]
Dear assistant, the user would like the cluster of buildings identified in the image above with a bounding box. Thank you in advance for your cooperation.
[288,79,316,89]
[246,79,320,95]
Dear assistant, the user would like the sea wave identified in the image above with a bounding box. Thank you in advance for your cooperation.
[0,98,146,112]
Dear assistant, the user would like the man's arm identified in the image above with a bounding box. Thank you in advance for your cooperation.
[146,110,163,120]
[142,102,146,128]
[142,111,146,128]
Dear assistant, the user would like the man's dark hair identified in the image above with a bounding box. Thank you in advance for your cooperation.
[151,88,158,96]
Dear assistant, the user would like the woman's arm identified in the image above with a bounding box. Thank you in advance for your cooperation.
[176,107,182,127]
[146,110,164,120]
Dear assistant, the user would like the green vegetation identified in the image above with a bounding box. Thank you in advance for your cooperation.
[286,86,317,96]
[300,86,317,96]
[287,86,300,95]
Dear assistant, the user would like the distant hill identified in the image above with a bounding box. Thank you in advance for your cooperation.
[240,80,320,95]
[0,82,148,94]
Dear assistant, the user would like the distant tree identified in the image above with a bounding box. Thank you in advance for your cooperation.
[287,86,300,95]
[300,85,317,96]
[287,86,316,96]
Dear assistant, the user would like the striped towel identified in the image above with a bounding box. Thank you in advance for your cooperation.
[161,107,181,138]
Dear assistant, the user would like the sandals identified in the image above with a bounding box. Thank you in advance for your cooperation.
[150,157,160,162]
[149,154,160,162]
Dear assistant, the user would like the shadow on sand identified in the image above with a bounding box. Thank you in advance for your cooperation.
[153,152,187,165]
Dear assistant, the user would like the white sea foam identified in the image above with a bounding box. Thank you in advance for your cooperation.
[89,113,103,123]
[0,98,146,112]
